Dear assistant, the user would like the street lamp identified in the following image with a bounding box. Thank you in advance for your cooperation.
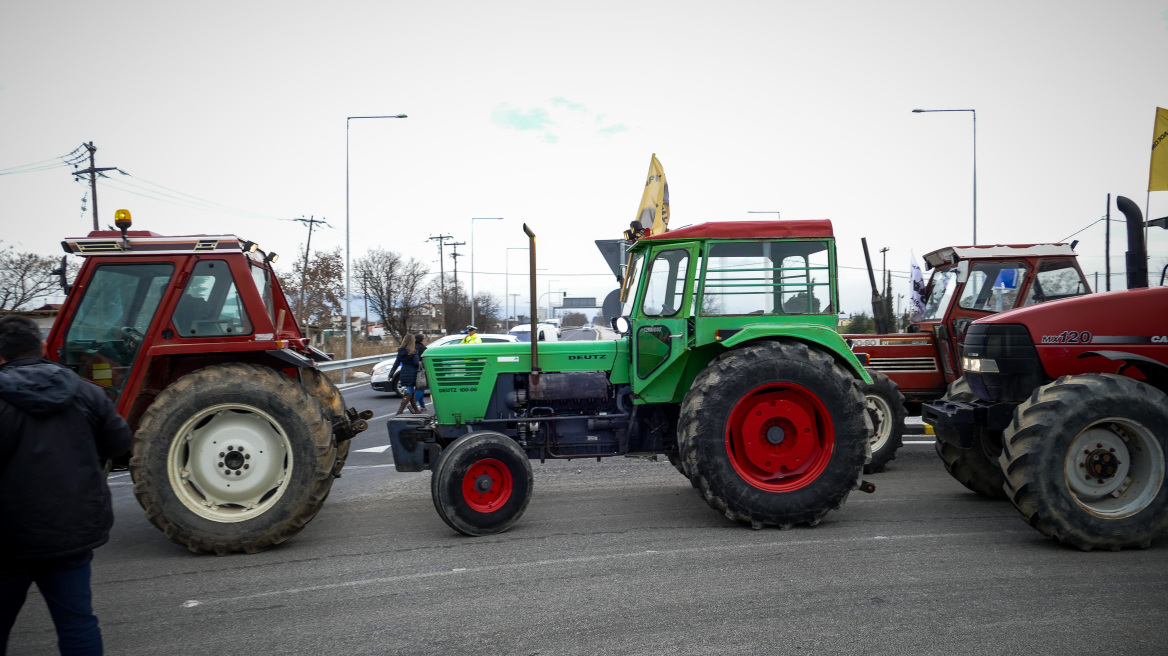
[345,114,407,381]
[504,247,528,330]
[912,108,977,245]
[470,217,503,328]
[545,279,560,321]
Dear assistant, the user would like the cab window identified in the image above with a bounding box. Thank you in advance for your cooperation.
[958,262,1028,312]
[172,260,253,337]
[1023,260,1090,305]
[701,240,832,315]
[641,249,689,317]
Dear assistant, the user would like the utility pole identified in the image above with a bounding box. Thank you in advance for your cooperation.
[362,274,370,340]
[1105,193,1111,291]
[71,142,117,231]
[428,234,454,326]
[293,215,328,320]
[448,241,467,327]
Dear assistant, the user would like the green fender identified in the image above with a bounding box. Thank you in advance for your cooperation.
[712,322,873,385]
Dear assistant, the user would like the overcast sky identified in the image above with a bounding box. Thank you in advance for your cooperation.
[3,1,1167,321]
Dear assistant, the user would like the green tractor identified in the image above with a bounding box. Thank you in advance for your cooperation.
[388,220,875,536]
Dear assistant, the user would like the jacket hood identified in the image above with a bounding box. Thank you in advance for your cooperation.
[0,358,82,416]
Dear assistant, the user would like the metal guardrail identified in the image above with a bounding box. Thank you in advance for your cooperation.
[314,353,392,372]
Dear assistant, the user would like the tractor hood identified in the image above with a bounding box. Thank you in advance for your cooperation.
[974,286,1168,349]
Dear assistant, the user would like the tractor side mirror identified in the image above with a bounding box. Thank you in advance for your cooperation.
[955,260,970,284]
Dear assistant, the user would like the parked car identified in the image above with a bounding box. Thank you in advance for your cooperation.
[509,323,560,342]
[371,333,520,396]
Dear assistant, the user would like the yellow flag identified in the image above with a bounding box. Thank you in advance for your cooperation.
[635,154,670,235]
[1150,107,1168,192]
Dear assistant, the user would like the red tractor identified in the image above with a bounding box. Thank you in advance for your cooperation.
[844,242,1092,472]
[923,196,1168,550]
[45,211,370,554]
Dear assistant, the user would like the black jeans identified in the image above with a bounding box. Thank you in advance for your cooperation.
[0,550,102,655]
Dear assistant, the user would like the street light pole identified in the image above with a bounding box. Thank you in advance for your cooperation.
[470,217,503,328]
[545,280,559,321]
[345,114,407,381]
[504,247,528,331]
[912,108,977,245]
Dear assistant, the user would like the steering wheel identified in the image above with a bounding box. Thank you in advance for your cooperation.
[120,326,144,354]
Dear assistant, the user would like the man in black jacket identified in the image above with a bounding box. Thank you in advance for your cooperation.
[0,316,131,655]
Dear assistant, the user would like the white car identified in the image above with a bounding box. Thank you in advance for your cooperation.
[371,333,519,396]
[509,323,559,342]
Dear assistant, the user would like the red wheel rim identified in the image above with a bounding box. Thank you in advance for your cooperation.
[461,458,514,513]
[725,382,835,492]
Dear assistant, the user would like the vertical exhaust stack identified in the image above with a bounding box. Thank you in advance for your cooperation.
[1116,196,1148,289]
[523,224,540,373]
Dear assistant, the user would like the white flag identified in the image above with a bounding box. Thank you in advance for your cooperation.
[909,252,926,321]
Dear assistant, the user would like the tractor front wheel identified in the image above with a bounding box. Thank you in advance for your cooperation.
[677,340,869,529]
[1000,374,1168,551]
[431,431,534,536]
[130,363,336,555]
[934,377,1007,499]
[862,370,906,474]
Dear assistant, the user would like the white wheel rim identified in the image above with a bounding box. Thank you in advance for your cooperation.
[1063,418,1165,518]
[866,393,892,452]
[167,403,292,523]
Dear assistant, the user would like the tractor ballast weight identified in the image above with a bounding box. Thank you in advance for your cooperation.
[389,219,877,536]
[46,213,369,554]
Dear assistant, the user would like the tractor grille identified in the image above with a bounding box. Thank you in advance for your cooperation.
[868,357,938,372]
[430,357,488,387]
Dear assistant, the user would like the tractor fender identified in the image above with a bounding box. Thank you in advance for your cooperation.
[1079,350,1168,391]
[716,323,873,385]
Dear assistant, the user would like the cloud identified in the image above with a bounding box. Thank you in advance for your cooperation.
[490,103,554,132]
[491,98,632,143]
[550,96,588,113]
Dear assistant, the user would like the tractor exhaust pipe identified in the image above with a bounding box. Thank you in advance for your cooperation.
[1116,196,1148,289]
[523,223,540,373]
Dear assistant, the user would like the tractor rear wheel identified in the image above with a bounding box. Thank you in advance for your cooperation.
[862,370,906,473]
[934,377,1007,499]
[130,363,336,555]
[677,340,868,529]
[299,368,352,478]
[431,431,534,536]
[1000,374,1168,551]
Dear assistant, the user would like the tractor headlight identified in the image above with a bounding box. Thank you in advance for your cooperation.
[962,356,999,373]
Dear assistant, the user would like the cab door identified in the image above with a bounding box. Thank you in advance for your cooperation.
[632,244,696,402]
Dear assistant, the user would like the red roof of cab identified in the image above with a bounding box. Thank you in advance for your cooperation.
[642,220,834,241]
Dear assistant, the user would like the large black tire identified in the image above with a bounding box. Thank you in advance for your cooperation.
[999,374,1168,551]
[431,431,534,536]
[677,340,869,529]
[934,377,1007,499]
[130,363,337,555]
[862,370,906,474]
[299,368,351,478]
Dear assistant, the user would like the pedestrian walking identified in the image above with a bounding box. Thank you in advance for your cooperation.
[0,315,132,656]
[413,334,428,412]
[389,334,422,415]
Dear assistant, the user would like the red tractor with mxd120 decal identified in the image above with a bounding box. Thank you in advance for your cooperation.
[923,196,1168,550]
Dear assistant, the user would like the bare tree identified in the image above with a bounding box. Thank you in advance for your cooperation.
[354,248,430,339]
[0,243,72,310]
[281,246,343,327]
[472,292,502,333]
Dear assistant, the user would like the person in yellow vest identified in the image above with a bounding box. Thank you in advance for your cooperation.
[460,326,482,344]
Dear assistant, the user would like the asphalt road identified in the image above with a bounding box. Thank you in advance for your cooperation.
[8,386,1167,655]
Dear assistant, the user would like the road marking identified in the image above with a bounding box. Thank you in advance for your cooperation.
[177,530,1005,609]
[355,445,391,453]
